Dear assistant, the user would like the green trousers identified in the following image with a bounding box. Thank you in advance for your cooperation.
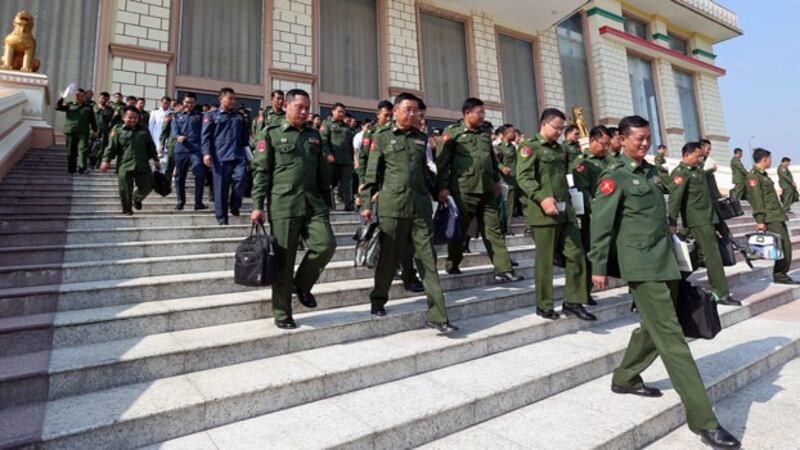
[691,224,730,298]
[271,212,337,321]
[504,187,517,235]
[781,188,798,213]
[370,216,449,324]
[767,222,793,280]
[731,182,746,201]
[65,133,89,173]
[531,222,587,309]
[612,280,719,430]
[333,164,354,210]
[578,216,593,300]
[117,169,153,213]
[448,193,512,274]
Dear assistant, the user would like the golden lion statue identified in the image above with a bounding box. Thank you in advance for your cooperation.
[0,10,40,72]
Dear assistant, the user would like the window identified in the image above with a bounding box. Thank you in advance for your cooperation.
[623,14,648,40]
[420,12,470,111]
[0,0,100,124]
[498,34,539,135]
[320,0,379,99]
[557,14,594,126]
[669,32,688,54]
[674,70,701,142]
[178,0,263,85]
[627,55,662,150]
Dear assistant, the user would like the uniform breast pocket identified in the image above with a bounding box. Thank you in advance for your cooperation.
[275,143,297,165]
[626,184,654,209]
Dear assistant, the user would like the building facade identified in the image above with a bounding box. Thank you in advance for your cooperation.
[0,0,741,157]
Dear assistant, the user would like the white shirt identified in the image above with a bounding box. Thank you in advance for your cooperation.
[149,107,172,151]
[353,130,365,151]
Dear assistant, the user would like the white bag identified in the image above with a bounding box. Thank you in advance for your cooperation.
[672,234,695,272]
[747,232,784,261]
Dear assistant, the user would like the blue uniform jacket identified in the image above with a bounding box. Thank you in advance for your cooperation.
[172,111,203,155]
[201,109,248,162]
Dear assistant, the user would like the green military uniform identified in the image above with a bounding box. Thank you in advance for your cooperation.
[606,149,621,165]
[251,121,337,321]
[654,152,669,180]
[668,162,730,299]
[93,104,115,168]
[495,141,518,233]
[361,125,449,324]
[251,106,286,138]
[138,110,150,130]
[517,134,587,309]
[746,167,794,281]
[778,165,798,213]
[56,98,98,173]
[571,151,608,294]
[110,100,126,127]
[699,156,722,201]
[730,156,747,200]
[103,124,158,214]
[564,140,582,166]
[357,122,391,183]
[589,154,719,431]
[437,123,513,275]
[321,118,356,210]
[160,113,178,181]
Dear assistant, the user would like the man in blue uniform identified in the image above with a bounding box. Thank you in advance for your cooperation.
[202,87,250,225]
[172,93,207,211]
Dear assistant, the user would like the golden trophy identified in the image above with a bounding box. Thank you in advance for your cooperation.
[1,10,41,72]
[570,106,590,150]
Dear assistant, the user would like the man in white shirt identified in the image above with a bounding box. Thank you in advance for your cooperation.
[149,96,173,151]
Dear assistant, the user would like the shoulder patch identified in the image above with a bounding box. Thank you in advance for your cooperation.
[320,126,326,133]
[575,163,586,173]
[520,146,533,158]
[599,178,616,195]
[362,137,371,147]
[748,179,758,187]
[370,140,378,151]
[443,133,450,142]
[672,176,684,186]
[257,140,267,152]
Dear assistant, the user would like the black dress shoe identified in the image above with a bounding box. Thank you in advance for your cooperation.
[403,279,425,293]
[611,383,663,397]
[295,286,318,308]
[587,296,598,306]
[426,321,459,334]
[446,267,462,275]
[371,305,386,317]
[175,203,184,211]
[717,295,742,306]
[122,210,134,216]
[133,199,143,210]
[510,260,520,267]
[230,209,240,217]
[562,302,597,321]
[274,317,297,329]
[493,272,524,283]
[217,219,229,226]
[194,203,208,210]
[536,308,559,320]
[774,277,800,285]
[691,426,741,449]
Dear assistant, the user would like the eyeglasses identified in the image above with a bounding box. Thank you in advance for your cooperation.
[398,107,421,116]
[546,121,564,133]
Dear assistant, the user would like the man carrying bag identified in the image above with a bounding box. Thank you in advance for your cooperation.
[235,223,281,287]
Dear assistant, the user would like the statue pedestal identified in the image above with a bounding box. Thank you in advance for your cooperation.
[0,70,54,179]
[579,136,590,152]
[0,69,54,148]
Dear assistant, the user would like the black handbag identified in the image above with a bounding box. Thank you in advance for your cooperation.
[716,230,737,267]
[676,280,722,339]
[152,169,171,197]
[234,223,281,287]
[353,221,380,267]
[433,202,462,245]
[364,227,381,269]
[714,197,744,221]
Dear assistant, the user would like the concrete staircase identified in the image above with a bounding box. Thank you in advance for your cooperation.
[0,147,798,449]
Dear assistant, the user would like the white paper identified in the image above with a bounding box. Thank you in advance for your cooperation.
[61,82,77,99]
[556,201,567,213]
[672,235,694,272]
[566,174,575,188]
[703,156,717,172]
[569,188,584,215]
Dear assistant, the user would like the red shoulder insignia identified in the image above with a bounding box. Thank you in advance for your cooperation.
[748,179,758,187]
[672,176,684,186]
[443,133,450,142]
[257,140,267,152]
[520,146,533,158]
[599,178,616,195]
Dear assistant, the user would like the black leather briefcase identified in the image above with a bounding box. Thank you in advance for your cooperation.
[676,280,722,339]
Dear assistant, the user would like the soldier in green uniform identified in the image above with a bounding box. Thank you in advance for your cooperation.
[778,157,798,213]
[360,92,457,334]
[159,105,180,185]
[250,89,337,329]
[55,88,98,174]
[563,124,582,165]
[606,126,622,165]
[571,125,612,305]
[252,90,286,138]
[136,98,150,130]
[495,125,519,235]
[747,149,798,284]
[517,108,594,321]
[699,139,723,201]
[110,92,126,128]
[436,98,521,282]
[654,144,669,180]
[590,116,741,450]
[730,148,747,200]
[100,106,160,215]
[668,142,740,305]
[321,103,356,211]
[93,92,115,168]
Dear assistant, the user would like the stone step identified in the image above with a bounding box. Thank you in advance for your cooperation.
[648,357,800,450]
[420,295,800,450]
[10,271,791,450]
[0,258,775,407]
[0,239,535,288]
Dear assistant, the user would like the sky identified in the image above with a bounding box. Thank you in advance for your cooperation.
[715,0,800,161]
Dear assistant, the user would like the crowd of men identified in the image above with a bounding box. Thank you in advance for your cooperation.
[54,83,800,450]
